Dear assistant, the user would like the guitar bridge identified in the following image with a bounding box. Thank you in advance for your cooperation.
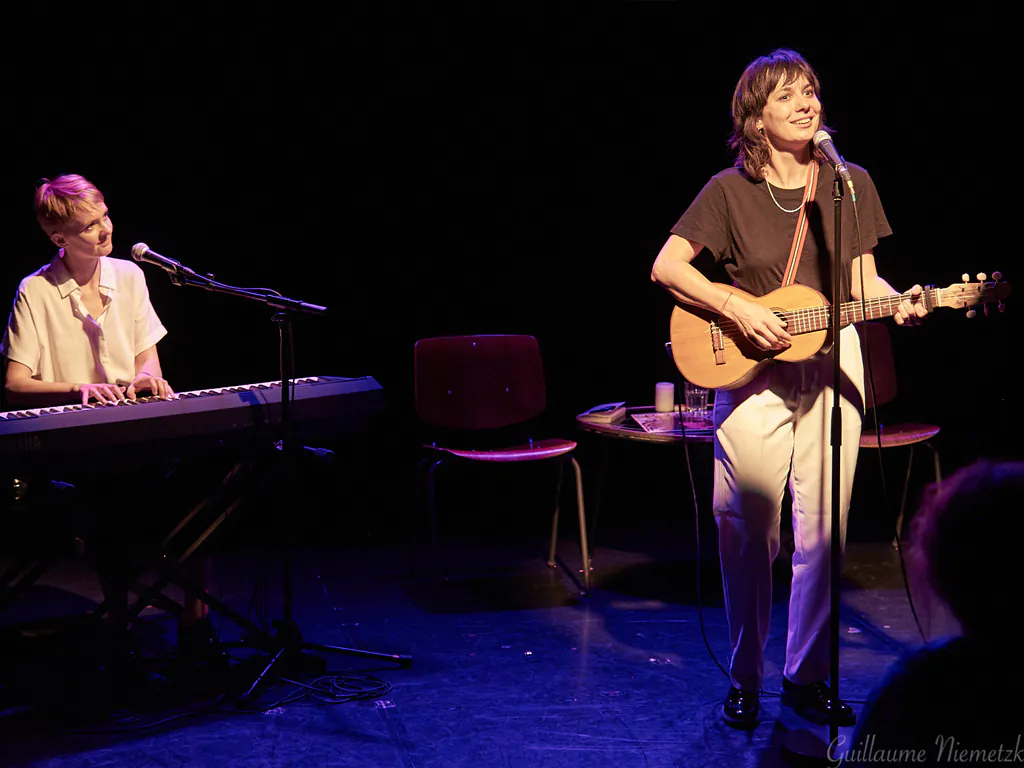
[710,322,726,365]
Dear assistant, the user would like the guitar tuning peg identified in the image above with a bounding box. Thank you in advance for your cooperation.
[999,302,1007,313]
[993,271,1002,281]
[966,309,977,319]
[962,273,970,282]
[977,272,987,282]
[984,303,990,317]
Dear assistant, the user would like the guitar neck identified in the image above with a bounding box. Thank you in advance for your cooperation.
[785,289,937,333]
[670,277,1006,390]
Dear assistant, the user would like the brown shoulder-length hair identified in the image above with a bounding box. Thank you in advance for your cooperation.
[728,49,831,181]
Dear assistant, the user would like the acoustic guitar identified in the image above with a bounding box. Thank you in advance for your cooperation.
[668,274,1011,390]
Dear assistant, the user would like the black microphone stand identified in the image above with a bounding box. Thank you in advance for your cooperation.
[827,166,845,754]
[158,264,412,701]
[781,166,847,764]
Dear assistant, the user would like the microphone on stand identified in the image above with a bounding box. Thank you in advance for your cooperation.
[131,242,196,275]
[812,130,856,199]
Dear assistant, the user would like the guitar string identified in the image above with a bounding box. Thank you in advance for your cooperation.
[713,302,908,348]
[784,290,954,328]
[705,286,989,350]
[711,291,931,338]
[721,292,978,338]
[711,285,983,333]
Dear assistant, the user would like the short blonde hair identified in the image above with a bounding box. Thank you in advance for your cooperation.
[34,174,105,236]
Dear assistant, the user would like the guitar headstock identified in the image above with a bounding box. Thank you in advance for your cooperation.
[936,271,1012,317]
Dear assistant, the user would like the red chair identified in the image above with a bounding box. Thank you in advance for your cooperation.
[858,321,942,546]
[413,334,591,593]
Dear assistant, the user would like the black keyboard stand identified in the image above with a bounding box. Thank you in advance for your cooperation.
[120,448,283,650]
[120,436,410,694]
[146,268,411,701]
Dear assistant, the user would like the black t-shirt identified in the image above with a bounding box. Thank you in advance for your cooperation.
[670,162,892,302]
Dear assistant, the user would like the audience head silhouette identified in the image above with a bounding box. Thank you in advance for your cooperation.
[910,458,1024,641]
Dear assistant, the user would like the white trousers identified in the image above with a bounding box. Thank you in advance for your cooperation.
[712,324,865,691]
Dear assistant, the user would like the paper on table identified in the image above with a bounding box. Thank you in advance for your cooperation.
[631,410,713,434]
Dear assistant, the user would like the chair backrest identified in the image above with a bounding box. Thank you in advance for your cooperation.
[859,321,898,409]
[414,334,547,430]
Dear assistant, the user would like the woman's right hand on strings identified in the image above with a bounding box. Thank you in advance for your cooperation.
[74,382,128,405]
[723,297,792,352]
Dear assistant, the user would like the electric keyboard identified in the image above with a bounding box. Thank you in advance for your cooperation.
[0,375,385,471]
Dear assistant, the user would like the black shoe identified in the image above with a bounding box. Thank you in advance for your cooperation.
[722,686,760,729]
[781,678,856,726]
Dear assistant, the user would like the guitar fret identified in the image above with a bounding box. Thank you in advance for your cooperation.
[786,293,920,332]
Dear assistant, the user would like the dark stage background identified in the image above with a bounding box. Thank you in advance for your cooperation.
[3,8,1019,529]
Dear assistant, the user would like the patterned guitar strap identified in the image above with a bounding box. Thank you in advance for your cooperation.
[780,160,819,286]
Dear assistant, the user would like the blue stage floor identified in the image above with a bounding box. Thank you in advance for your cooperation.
[0,499,956,768]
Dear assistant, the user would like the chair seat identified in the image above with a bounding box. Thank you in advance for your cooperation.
[860,423,940,448]
[425,437,578,462]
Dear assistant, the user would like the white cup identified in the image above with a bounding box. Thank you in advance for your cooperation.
[655,381,675,412]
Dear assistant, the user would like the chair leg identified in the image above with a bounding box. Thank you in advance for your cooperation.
[569,456,591,593]
[586,442,611,567]
[547,459,565,568]
[894,444,917,546]
[408,457,444,579]
[892,440,941,550]
[411,457,434,541]
[406,457,433,576]
[928,441,942,483]
[426,458,444,548]
[403,460,432,561]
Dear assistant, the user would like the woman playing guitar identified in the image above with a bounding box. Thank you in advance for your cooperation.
[649,48,927,731]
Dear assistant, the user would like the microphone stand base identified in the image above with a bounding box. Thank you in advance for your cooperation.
[776,708,856,766]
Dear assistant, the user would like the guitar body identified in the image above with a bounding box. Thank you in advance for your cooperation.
[669,284,833,390]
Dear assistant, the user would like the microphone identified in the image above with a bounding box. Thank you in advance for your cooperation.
[812,130,856,199]
[131,243,195,275]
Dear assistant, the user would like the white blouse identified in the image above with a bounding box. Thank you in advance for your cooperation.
[1,252,167,387]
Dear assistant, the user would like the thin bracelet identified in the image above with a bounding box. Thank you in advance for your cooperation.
[719,293,733,313]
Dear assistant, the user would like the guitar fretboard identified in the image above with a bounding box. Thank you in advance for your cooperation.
[711,281,1004,341]
[783,291,930,334]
